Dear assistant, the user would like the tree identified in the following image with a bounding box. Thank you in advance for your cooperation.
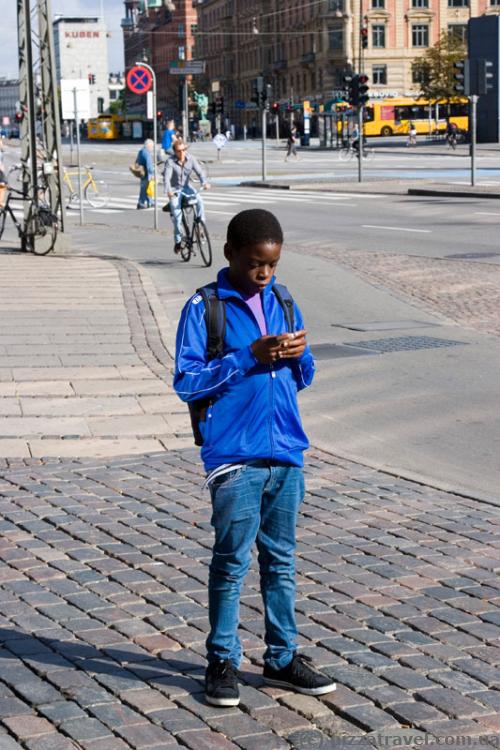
[109,89,126,116]
[414,30,466,101]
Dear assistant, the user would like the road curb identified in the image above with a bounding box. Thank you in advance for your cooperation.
[408,187,500,199]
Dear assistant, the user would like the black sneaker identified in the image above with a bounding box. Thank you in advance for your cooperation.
[263,653,336,696]
[174,242,182,254]
[205,659,240,707]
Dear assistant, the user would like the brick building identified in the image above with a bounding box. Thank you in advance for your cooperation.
[194,0,500,120]
[121,0,197,120]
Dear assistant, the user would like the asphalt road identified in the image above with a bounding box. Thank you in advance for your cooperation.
[3,139,499,502]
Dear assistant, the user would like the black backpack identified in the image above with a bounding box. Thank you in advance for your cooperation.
[188,282,295,446]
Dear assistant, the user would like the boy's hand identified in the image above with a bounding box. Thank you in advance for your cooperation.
[251,330,307,364]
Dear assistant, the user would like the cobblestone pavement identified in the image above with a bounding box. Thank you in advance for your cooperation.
[0,448,499,750]
[294,245,500,337]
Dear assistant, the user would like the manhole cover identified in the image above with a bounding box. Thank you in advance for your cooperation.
[332,319,440,332]
[347,335,467,353]
[310,344,377,360]
[446,252,500,259]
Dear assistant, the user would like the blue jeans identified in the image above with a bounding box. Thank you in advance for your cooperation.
[207,462,304,670]
[169,186,205,243]
[138,177,152,208]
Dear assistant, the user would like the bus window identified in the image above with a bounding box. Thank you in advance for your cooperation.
[364,105,374,122]
[380,105,394,120]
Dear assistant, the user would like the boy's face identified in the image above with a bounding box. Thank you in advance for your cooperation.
[225,241,282,296]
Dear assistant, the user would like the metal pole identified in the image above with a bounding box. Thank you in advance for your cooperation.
[182,76,189,143]
[275,114,279,142]
[136,62,158,231]
[471,94,477,187]
[73,88,84,226]
[358,106,363,183]
[261,107,267,182]
[70,121,74,164]
[18,0,38,250]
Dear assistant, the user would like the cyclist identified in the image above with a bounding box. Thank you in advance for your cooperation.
[406,121,417,147]
[164,137,210,254]
[446,120,458,149]
[0,139,6,208]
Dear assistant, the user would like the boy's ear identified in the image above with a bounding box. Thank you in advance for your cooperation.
[223,242,232,261]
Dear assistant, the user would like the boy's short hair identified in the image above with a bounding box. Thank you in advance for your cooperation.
[227,209,283,249]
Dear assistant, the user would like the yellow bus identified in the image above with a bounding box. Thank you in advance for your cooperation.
[363,97,468,137]
[87,114,123,140]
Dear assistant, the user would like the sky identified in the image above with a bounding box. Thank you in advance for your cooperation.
[1,0,126,79]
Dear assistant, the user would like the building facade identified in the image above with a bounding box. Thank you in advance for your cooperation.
[0,79,20,127]
[121,0,197,120]
[53,16,109,118]
[194,0,500,119]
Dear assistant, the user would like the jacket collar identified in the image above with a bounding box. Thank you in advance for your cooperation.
[216,267,276,300]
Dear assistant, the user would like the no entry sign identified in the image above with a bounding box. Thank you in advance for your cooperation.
[127,66,153,95]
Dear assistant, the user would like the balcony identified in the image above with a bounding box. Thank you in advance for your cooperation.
[301,52,316,65]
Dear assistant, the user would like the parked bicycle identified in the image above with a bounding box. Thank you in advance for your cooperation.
[0,184,58,255]
[64,165,109,208]
[170,187,212,267]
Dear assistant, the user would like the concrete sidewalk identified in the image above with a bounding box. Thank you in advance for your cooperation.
[0,246,499,750]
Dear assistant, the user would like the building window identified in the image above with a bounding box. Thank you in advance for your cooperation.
[448,24,467,41]
[328,0,344,9]
[178,46,185,60]
[178,23,185,36]
[412,0,429,6]
[372,24,386,48]
[448,0,469,5]
[372,0,385,7]
[191,23,198,33]
[329,27,344,51]
[372,64,387,84]
[97,97,104,114]
[412,62,428,84]
[412,24,429,47]
[491,0,500,6]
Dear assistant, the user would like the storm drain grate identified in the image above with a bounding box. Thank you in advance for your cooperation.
[347,335,467,353]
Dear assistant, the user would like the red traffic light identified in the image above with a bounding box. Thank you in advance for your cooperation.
[359,74,369,84]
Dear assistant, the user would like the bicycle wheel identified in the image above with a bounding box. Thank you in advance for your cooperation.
[179,208,192,262]
[31,205,58,255]
[338,147,352,161]
[84,179,109,208]
[363,149,374,161]
[194,220,212,267]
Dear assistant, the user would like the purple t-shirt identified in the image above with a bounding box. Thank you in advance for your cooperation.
[243,291,267,336]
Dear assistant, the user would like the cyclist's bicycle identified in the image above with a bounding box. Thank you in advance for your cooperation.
[338,140,373,161]
[64,164,109,208]
[172,187,212,267]
[0,185,58,255]
[446,131,458,150]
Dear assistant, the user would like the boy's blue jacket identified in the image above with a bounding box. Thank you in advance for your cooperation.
[173,268,315,470]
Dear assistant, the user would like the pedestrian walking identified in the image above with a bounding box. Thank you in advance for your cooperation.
[161,119,178,160]
[173,208,336,707]
[407,121,417,147]
[135,138,154,210]
[284,125,299,161]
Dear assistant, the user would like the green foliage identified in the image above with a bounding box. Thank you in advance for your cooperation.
[109,89,126,116]
[414,30,467,101]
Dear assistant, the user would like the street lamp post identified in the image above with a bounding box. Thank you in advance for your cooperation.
[135,61,158,231]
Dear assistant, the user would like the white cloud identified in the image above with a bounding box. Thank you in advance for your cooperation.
[0,0,125,79]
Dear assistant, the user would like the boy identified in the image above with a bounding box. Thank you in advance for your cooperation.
[173,209,336,707]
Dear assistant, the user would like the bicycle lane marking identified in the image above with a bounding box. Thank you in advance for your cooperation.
[361,225,432,233]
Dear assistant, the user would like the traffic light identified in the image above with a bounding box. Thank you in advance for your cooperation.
[15,110,23,123]
[361,25,368,49]
[453,60,470,96]
[210,101,216,116]
[345,74,360,106]
[358,74,369,106]
[478,59,494,95]
[88,73,96,85]
[156,110,163,120]
[271,102,279,114]
[215,97,224,115]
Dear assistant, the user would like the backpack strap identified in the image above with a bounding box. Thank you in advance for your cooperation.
[197,283,226,361]
[272,283,295,333]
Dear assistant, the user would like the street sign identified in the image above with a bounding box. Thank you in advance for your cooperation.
[147,90,153,119]
[213,133,227,149]
[126,66,153,94]
[235,100,246,109]
[60,79,90,120]
[2,116,10,126]
[169,60,205,75]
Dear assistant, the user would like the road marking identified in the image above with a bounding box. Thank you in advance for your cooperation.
[474,211,500,216]
[362,224,431,233]
[207,209,235,216]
